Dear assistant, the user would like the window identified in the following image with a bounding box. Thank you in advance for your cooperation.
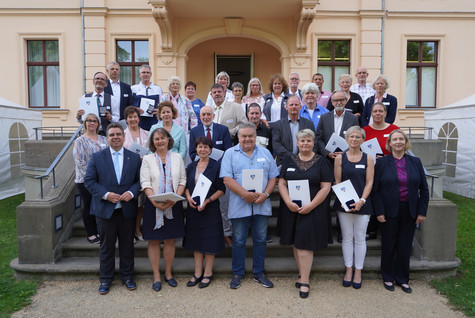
[317,40,350,92]
[406,41,438,107]
[27,40,60,107]
[116,40,149,85]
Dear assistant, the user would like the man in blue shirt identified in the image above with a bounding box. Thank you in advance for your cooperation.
[220,122,279,289]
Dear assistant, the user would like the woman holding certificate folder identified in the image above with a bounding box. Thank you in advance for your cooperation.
[183,136,225,288]
[333,126,374,289]
[277,129,333,298]
[140,127,186,292]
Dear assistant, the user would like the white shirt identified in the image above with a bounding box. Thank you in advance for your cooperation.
[270,92,284,123]
[333,109,346,137]
[131,81,163,97]
[213,103,224,123]
[109,80,121,113]
[350,83,375,103]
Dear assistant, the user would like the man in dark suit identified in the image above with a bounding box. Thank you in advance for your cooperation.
[189,105,232,161]
[315,90,359,159]
[272,95,315,166]
[105,61,134,120]
[84,123,142,295]
[76,72,119,135]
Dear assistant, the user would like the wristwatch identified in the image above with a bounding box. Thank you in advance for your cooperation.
[264,191,270,198]
[360,198,366,204]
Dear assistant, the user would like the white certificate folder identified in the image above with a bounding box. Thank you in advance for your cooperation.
[148,192,185,203]
[78,97,98,121]
[242,169,263,193]
[127,142,149,158]
[361,137,383,160]
[325,133,349,153]
[191,173,212,207]
[287,180,311,207]
[331,180,360,212]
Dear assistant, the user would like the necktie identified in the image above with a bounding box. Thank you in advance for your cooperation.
[146,87,150,96]
[206,127,212,140]
[113,151,121,183]
[96,94,101,114]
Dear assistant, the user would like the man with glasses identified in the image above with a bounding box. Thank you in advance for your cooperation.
[131,64,163,131]
[288,72,302,100]
[350,66,375,103]
[76,71,119,135]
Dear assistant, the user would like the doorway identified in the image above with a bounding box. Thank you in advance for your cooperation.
[215,54,254,94]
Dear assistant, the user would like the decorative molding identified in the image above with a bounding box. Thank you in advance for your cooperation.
[224,17,243,35]
[158,52,174,65]
[150,0,173,52]
[296,1,318,51]
[291,54,311,66]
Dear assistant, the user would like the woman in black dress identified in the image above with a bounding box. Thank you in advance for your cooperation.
[140,128,186,292]
[334,126,374,289]
[183,137,225,288]
[277,129,333,298]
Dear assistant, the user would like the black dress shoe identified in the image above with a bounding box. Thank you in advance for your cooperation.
[187,274,202,287]
[164,276,178,287]
[366,232,377,241]
[121,279,137,290]
[396,281,412,293]
[152,281,162,292]
[383,281,395,291]
[98,282,111,295]
[299,283,310,299]
[198,275,213,289]
[342,279,352,287]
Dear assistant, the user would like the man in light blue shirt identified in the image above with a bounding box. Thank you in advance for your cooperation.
[220,122,278,289]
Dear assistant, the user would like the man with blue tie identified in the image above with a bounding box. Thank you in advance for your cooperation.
[188,105,232,161]
[84,123,142,295]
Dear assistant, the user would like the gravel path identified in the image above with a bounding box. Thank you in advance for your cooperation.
[11,277,464,318]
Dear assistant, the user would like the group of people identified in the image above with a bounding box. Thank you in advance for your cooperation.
[73,63,429,299]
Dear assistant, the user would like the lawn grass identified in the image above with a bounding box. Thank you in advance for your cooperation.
[433,192,475,317]
[0,194,38,317]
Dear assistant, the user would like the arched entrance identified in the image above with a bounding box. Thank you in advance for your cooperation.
[186,37,282,101]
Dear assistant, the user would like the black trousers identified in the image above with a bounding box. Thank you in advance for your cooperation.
[96,209,135,283]
[380,202,416,284]
[77,183,98,237]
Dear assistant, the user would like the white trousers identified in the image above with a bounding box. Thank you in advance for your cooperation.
[338,212,370,269]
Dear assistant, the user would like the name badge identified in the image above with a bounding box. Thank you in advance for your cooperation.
[354,100,360,103]
[343,130,347,135]
[383,102,390,105]
[317,115,321,118]
[355,165,365,169]
[100,143,107,148]
[124,94,129,97]
[226,119,234,123]
[383,134,390,137]
[216,140,223,145]
[257,158,266,162]
[287,168,296,171]
[322,96,329,99]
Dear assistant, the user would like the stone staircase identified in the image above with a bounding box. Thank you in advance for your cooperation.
[11,189,460,281]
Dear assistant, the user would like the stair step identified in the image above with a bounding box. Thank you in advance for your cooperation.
[10,256,460,281]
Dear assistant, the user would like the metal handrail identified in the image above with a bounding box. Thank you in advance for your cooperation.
[408,149,438,198]
[34,126,79,140]
[399,126,433,140]
[34,125,83,198]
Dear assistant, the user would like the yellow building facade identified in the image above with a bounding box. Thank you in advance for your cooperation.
[1,0,474,127]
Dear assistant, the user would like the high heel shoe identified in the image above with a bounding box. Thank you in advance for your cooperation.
[299,283,310,299]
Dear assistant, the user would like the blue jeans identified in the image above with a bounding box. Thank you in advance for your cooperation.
[231,214,269,277]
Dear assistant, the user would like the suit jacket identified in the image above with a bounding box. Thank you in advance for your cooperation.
[215,100,246,136]
[272,116,315,166]
[262,92,290,122]
[315,110,359,157]
[84,147,141,220]
[140,151,186,195]
[189,123,232,161]
[373,154,429,219]
[104,80,134,120]
[361,93,398,127]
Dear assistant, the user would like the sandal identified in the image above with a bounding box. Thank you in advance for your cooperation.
[186,274,202,287]
[199,275,213,289]
[299,283,310,299]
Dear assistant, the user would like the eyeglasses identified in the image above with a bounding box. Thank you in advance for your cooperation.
[140,71,151,74]
[332,99,346,103]
[85,120,98,123]
[290,77,299,81]
[94,78,107,81]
